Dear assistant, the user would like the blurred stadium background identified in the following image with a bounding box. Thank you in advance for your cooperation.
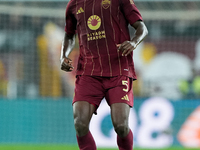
[0,0,200,149]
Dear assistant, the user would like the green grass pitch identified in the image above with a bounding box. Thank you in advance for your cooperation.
[0,145,200,150]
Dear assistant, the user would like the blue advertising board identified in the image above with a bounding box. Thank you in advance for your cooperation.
[0,97,199,148]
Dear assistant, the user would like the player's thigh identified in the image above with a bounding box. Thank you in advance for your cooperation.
[110,103,130,127]
[73,101,96,125]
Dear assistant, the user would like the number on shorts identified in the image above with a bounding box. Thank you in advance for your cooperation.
[122,80,128,92]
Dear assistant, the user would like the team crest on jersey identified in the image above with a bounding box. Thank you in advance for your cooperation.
[102,0,111,9]
[87,15,101,30]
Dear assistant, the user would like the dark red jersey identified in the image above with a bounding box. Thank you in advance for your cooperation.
[65,0,143,79]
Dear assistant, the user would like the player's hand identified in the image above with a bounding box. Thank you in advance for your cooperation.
[60,57,74,72]
[117,41,137,56]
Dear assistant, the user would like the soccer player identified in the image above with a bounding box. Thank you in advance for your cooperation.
[60,0,148,149]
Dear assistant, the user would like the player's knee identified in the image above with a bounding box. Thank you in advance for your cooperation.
[74,118,89,136]
[114,123,129,137]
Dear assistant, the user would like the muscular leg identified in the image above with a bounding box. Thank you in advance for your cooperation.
[111,103,130,137]
[111,103,133,150]
[73,101,95,136]
[73,101,97,150]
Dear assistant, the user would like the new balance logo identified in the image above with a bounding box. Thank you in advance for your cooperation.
[121,95,129,101]
[77,7,84,14]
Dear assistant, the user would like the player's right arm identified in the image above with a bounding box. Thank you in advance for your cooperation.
[61,1,76,72]
[60,33,75,72]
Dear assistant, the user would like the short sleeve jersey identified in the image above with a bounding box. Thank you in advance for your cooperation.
[65,0,143,79]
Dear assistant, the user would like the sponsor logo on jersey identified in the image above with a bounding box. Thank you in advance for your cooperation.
[76,7,84,14]
[87,15,101,30]
[102,0,111,9]
[87,31,106,41]
[87,15,106,41]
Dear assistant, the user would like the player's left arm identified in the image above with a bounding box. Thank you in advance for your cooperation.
[118,21,148,56]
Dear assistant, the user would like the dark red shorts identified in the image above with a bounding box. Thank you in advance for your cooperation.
[73,75,133,111]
